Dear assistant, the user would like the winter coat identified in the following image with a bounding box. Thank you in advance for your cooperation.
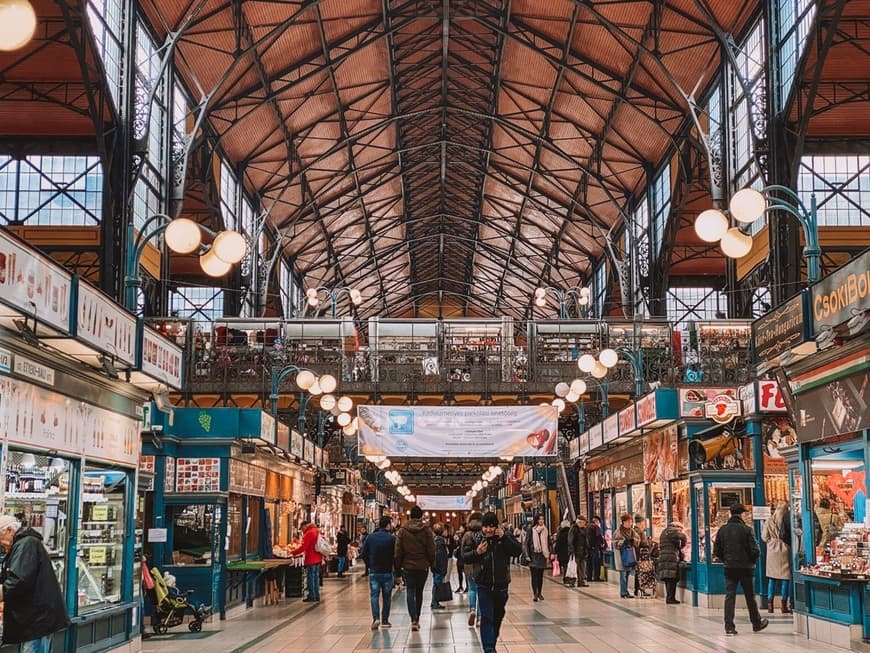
[461,519,485,575]
[713,516,760,569]
[337,529,350,556]
[568,524,590,560]
[434,535,449,575]
[463,529,523,591]
[1,527,69,644]
[612,525,645,571]
[657,527,687,580]
[290,523,324,566]
[525,525,550,568]
[555,526,572,564]
[395,519,436,571]
[762,516,792,580]
[359,528,396,574]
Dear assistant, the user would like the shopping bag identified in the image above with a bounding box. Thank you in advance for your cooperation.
[599,564,608,581]
[565,556,578,580]
[620,546,637,568]
[552,558,561,577]
[435,581,454,602]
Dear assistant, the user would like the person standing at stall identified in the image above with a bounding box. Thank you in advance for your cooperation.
[395,505,435,631]
[291,520,324,603]
[568,515,590,587]
[713,504,769,636]
[0,515,69,652]
[336,525,350,578]
[359,515,397,630]
[587,516,605,582]
[761,502,793,614]
[658,521,687,604]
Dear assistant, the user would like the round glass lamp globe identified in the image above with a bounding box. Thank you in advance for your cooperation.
[694,209,729,242]
[307,296,319,307]
[199,248,232,277]
[551,398,566,413]
[720,227,753,258]
[306,288,318,300]
[578,354,596,373]
[337,412,352,426]
[580,286,591,298]
[308,380,322,396]
[349,288,363,305]
[599,348,619,368]
[319,374,337,393]
[565,391,580,403]
[342,423,357,436]
[337,396,353,412]
[212,230,247,264]
[164,218,202,254]
[319,394,336,410]
[570,379,587,395]
[534,296,546,307]
[591,361,608,379]
[555,382,570,397]
[730,188,766,224]
[295,369,316,390]
[534,287,547,299]
[578,295,589,306]
[0,0,37,52]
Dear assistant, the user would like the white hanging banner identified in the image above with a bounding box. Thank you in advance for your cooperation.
[357,405,558,458]
[416,495,473,511]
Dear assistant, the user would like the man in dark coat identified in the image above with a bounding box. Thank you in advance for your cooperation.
[568,515,591,587]
[336,526,350,577]
[713,504,769,636]
[587,516,605,582]
[0,515,69,651]
[462,512,522,653]
[359,515,397,629]
[395,505,436,630]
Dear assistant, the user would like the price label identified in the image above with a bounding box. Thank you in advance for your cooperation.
[92,505,108,521]
[90,546,106,564]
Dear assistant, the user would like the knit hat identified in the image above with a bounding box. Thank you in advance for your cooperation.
[0,515,20,533]
[481,512,499,527]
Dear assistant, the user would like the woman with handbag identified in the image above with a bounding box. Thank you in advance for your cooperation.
[658,521,687,604]
[525,514,550,601]
[761,502,793,614]
[613,513,639,598]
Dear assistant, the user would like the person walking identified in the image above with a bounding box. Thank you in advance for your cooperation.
[291,520,324,603]
[359,527,370,576]
[568,515,590,587]
[453,530,466,592]
[587,516,605,582]
[0,515,69,652]
[395,505,435,631]
[554,520,571,584]
[613,513,639,598]
[430,522,449,610]
[525,514,550,601]
[761,501,793,614]
[658,521,687,604]
[713,503,769,636]
[461,512,485,626]
[359,515,397,630]
[462,512,523,653]
[336,525,350,577]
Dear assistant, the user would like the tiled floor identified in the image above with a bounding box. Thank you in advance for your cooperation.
[142,567,848,653]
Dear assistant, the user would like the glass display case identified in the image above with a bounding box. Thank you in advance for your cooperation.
[807,450,864,564]
[631,485,646,520]
[603,493,613,551]
[703,484,753,564]
[3,450,70,592]
[650,482,666,540]
[170,504,217,565]
[671,479,691,561]
[696,484,707,562]
[801,523,870,579]
[78,466,128,611]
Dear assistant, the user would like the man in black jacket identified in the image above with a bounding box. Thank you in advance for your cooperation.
[336,526,350,577]
[568,515,590,587]
[713,504,769,636]
[359,515,398,630]
[0,515,69,651]
[463,512,522,653]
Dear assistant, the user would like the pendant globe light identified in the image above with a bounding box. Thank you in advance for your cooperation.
[211,230,247,264]
[720,227,753,258]
[729,188,767,224]
[694,209,729,243]
[164,218,202,254]
[0,0,37,52]
[199,248,232,277]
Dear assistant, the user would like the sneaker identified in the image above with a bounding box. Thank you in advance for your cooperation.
[431,604,445,610]
[411,622,420,631]
[371,619,380,630]
[468,611,476,626]
[380,621,391,628]
[725,628,738,636]
[666,599,681,605]
[753,619,769,633]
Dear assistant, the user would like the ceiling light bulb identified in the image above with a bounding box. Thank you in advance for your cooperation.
[307,296,319,307]
[599,348,619,368]
[308,380,323,396]
[349,288,362,305]
[164,218,202,254]
[729,188,767,224]
[211,230,247,264]
[570,379,587,395]
[720,227,753,258]
[295,370,315,390]
[694,209,729,242]
[565,391,580,403]
[319,394,336,410]
[342,423,357,436]
[0,0,37,52]
[534,287,547,299]
[337,412,352,426]
[337,396,353,412]
[199,248,232,277]
[580,286,591,298]
[306,288,318,300]
[319,374,337,393]
[534,297,546,307]
[551,398,566,413]
[578,354,596,373]
[591,362,608,379]
[555,382,570,397]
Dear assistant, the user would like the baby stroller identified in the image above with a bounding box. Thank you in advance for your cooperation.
[636,544,657,598]
[151,567,210,634]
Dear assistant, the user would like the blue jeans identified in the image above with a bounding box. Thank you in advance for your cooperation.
[338,556,347,574]
[619,568,635,596]
[767,578,790,601]
[467,576,479,613]
[306,564,321,600]
[369,572,394,621]
[476,586,508,653]
[21,636,53,653]
[431,571,443,607]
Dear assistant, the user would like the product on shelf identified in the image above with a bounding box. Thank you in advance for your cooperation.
[801,523,870,579]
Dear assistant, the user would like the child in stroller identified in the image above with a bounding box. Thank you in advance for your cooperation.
[150,567,212,634]
[636,542,658,598]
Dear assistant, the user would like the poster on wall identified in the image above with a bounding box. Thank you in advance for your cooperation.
[643,425,678,483]
[794,367,870,443]
[357,405,558,458]
[679,387,737,419]
[290,430,304,458]
[762,416,796,472]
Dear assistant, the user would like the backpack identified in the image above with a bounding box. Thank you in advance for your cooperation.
[778,516,790,544]
[315,533,331,556]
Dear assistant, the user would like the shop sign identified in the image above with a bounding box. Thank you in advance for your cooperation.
[259,411,276,445]
[315,446,324,470]
[147,528,168,543]
[611,456,644,487]
[568,437,579,459]
[636,392,657,427]
[290,430,304,458]
[794,366,870,442]
[705,393,740,423]
[679,387,737,418]
[578,431,589,455]
[752,291,807,361]
[322,449,329,469]
[417,495,473,511]
[176,457,221,493]
[738,383,756,416]
[810,249,870,334]
[587,424,602,451]
[602,413,619,444]
[303,439,315,465]
[0,347,11,373]
[75,281,137,366]
[276,421,290,451]
[618,406,636,436]
[758,380,787,413]
[139,325,184,390]
[14,355,54,386]
[0,229,72,334]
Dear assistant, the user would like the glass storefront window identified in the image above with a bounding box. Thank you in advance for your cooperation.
[170,504,216,565]
[78,465,127,611]
[631,484,646,520]
[227,494,243,558]
[3,450,70,593]
[650,483,666,540]
[808,452,864,563]
[603,492,613,551]
[706,484,753,564]
[246,497,262,558]
[671,479,691,562]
